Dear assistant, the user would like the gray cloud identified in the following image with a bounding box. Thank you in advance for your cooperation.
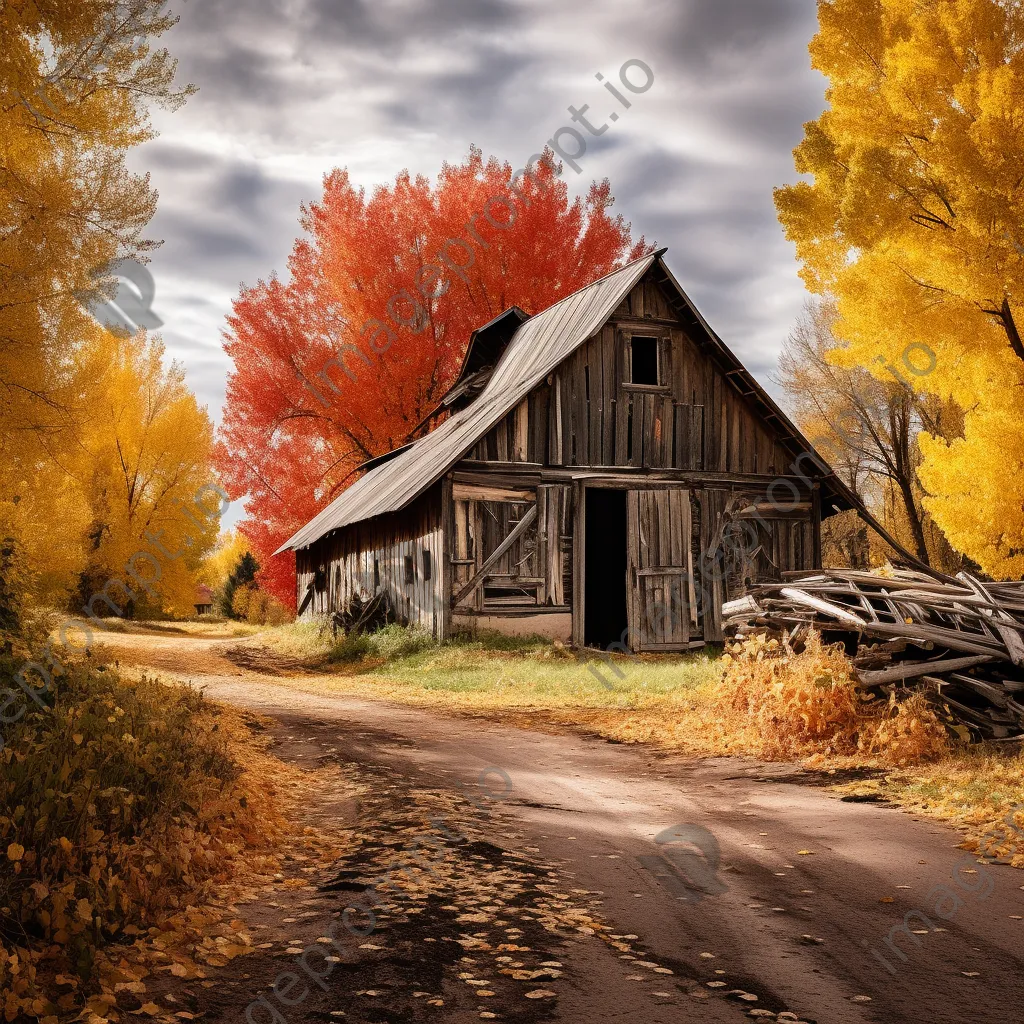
[139,0,825,427]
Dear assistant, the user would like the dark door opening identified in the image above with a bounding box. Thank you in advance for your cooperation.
[584,488,628,648]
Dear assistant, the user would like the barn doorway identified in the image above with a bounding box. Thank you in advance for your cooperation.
[584,488,628,649]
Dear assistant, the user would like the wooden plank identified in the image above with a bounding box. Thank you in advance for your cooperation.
[626,490,641,650]
[531,386,549,463]
[615,391,630,465]
[601,326,616,464]
[453,483,534,503]
[656,490,670,568]
[572,351,587,466]
[730,395,741,472]
[537,486,549,605]
[588,340,602,466]
[572,483,585,646]
[495,418,508,462]
[811,487,822,568]
[690,405,704,470]
[453,504,538,606]
[661,395,674,468]
[632,281,645,318]
[640,392,653,468]
[547,486,563,605]
[549,376,563,466]
[513,400,528,462]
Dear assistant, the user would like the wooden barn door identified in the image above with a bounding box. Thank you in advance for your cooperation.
[626,488,695,652]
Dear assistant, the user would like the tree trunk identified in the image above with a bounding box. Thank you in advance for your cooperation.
[889,397,932,566]
[1000,298,1024,364]
[896,474,931,566]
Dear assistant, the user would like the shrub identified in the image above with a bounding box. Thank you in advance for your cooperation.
[325,624,435,665]
[715,631,950,764]
[221,552,259,618]
[232,583,290,626]
[0,655,282,1018]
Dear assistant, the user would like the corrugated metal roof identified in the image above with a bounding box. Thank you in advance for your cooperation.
[276,250,660,553]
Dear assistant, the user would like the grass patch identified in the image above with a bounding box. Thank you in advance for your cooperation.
[836,747,1024,866]
[243,621,721,708]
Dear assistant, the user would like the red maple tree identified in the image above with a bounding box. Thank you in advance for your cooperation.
[216,147,650,607]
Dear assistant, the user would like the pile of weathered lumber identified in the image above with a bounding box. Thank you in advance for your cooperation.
[723,568,1024,741]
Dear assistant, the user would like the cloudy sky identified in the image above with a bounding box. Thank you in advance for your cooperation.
[132,0,825,447]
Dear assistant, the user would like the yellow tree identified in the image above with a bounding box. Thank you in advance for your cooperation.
[202,530,250,593]
[775,0,1024,578]
[78,332,221,618]
[779,300,962,569]
[0,1,192,609]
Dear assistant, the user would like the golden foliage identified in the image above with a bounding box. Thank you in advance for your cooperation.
[714,632,950,764]
[775,0,1024,577]
[1,2,204,614]
[230,584,290,627]
[0,658,285,1021]
[201,532,250,593]
[76,332,220,617]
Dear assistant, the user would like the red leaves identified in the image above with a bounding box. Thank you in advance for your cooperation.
[216,147,649,606]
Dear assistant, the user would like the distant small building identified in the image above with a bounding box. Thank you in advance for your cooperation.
[195,586,214,616]
[277,249,858,652]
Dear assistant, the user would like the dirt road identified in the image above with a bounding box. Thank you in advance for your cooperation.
[99,629,1024,1024]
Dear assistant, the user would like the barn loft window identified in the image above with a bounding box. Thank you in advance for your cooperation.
[629,336,659,385]
[404,554,415,585]
[422,549,432,581]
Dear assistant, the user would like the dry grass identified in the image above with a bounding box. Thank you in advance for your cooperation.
[101,619,262,638]
[231,623,724,738]
[710,632,951,764]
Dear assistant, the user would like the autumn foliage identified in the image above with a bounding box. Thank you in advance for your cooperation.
[775,0,1024,578]
[216,148,649,605]
[0,661,284,1020]
[2,2,217,617]
[715,632,950,764]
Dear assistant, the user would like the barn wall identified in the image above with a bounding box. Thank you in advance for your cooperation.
[466,273,794,475]
[295,485,444,636]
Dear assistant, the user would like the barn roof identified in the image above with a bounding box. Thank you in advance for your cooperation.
[277,250,858,554]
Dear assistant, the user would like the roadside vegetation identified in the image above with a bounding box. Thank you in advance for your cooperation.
[0,635,320,1023]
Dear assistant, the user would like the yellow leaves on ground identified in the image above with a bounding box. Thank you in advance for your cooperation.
[0,664,290,1022]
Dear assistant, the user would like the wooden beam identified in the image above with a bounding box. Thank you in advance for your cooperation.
[453,483,535,502]
[452,504,538,606]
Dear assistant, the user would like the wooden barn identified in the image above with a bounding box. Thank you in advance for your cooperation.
[277,249,857,652]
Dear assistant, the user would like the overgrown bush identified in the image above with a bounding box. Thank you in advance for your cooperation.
[715,631,950,764]
[0,655,282,1019]
[325,624,435,664]
[232,583,290,626]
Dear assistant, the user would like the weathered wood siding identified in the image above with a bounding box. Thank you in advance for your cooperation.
[448,482,573,614]
[296,487,444,636]
[466,275,794,475]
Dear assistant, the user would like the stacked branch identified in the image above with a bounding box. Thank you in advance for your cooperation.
[723,569,1024,742]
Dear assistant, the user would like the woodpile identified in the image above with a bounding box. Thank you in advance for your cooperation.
[723,568,1024,742]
